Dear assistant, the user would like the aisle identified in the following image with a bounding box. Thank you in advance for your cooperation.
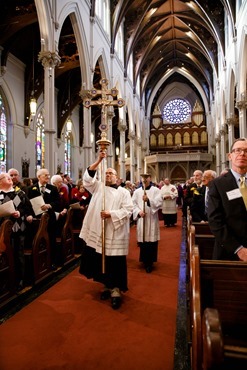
[0,211,182,370]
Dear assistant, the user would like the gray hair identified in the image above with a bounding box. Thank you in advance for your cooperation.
[50,174,63,185]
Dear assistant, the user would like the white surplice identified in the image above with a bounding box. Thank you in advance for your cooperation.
[132,185,163,243]
[79,169,133,256]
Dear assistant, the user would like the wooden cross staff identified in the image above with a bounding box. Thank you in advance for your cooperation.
[82,78,125,273]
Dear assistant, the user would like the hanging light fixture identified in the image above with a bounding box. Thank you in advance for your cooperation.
[67,74,72,132]
[29,41,37,116]
[67,117,72,132]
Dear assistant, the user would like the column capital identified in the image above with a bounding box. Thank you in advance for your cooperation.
[236,100,247,109]
[118,119,127,132]
[128,130,135,140]
[38,50,61,69]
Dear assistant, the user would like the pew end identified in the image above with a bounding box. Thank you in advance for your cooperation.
[0,220,15,306]
[24,212,52,285]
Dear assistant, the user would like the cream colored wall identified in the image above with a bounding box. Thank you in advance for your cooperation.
[1,1,247,180]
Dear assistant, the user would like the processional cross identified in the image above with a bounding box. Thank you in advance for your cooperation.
[82,78,125,273]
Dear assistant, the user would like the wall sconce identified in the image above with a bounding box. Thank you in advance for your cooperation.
[125,152,128,159]
[116,146,120,156]
[24,126,30,138]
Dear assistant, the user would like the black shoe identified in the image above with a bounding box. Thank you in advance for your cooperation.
[111,296,121,310]
[145,266,153,273]
[100,289,111,300]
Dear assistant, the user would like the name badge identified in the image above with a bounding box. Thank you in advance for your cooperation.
[226,188,242,200]
[45,188,51,194]
[0,194,4,200]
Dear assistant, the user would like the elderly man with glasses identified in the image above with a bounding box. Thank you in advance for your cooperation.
[207,138,247,260]
[0,173,33,291]
[27,168,60,269]
[79,151,133,310]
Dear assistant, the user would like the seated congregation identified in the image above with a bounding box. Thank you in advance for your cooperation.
[0,169,89,309]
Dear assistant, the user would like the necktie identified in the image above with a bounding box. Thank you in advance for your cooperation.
[205,187,209,215]
[40,185,45,196]
[239,176,247,209]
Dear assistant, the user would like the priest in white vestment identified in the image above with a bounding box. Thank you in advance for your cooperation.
[79,151,133,309]
[132,174,163,273]
[160,178,178,227]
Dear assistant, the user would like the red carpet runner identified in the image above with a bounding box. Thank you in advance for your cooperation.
[0,211,182,370]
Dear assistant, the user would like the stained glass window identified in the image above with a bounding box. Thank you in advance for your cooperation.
[36,111,45,170]
[0,93,7,172]
[163,98,191,124]
[64,121,72,176]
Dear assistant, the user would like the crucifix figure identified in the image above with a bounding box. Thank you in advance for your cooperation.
[82,78,125,273]
[82,78,125,133]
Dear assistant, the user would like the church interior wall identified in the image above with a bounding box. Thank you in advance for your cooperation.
[0,1,247,181]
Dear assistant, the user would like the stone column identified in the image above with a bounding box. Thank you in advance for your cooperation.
[236,95,247,138]
[82,106,93,168]
[226,117,236,150]
[118,119,127,180]
[38,51,61,174]
[220,125,227,170]
[106,108,115,167]
[136,138,142,182]
[215,135,221,176]
[129,130,136,183]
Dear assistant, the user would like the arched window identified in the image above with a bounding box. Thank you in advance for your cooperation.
[183,132,190,145]
[201,131,207,144]
[95,0,110,37]
[150,134,156,146]
[192,131,199,144]
[64,120,72,176]
[0,93,7,172]
[166,133,173,146]
[175,132,182,145]
[158,133,165,146]
[115,23,124,63]
[36,111,45,170]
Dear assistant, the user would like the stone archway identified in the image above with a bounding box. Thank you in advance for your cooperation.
[170,165,186,184]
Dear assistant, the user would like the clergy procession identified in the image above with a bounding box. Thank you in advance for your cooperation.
[1,1,247,369]
[1,137,247,304]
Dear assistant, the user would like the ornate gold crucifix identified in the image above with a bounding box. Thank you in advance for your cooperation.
[82,78,125,273]
[82,78,125,147]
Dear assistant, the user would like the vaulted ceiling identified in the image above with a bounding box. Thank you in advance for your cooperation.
[0,0,235,129]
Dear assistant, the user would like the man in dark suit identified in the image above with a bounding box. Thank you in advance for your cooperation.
[183,170,203,217]
[207,138,247,260]
[27,168,60,268]
[191,169,217,222]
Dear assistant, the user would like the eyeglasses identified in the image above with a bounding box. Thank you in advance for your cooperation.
[231,148,247,155]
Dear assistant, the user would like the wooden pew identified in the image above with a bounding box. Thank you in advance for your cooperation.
[24,212,52,285]
[70,206,87,253]
[202,308,247,370]
[192,221,212,235]
[190,246,247,370]
[0,219,15,306]
[192,221,215,259]
[56,207,75,265]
